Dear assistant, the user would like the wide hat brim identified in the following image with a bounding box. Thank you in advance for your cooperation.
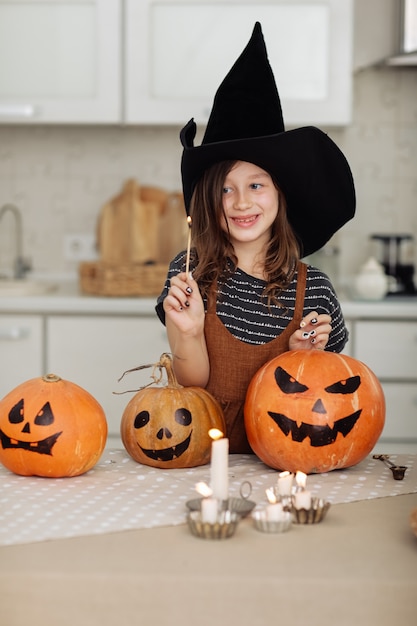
[181,125,355,257]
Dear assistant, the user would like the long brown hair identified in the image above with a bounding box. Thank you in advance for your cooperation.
[190,160,301,304]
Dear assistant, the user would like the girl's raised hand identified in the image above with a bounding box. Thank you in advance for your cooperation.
[288,311,332,351]
[163,272,205,335]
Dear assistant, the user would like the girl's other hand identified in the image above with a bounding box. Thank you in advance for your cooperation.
[288,311,331,351]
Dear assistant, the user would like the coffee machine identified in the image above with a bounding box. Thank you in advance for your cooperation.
[370,234,416,295]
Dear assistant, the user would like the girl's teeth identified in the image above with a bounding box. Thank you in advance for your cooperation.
[235,216,256,223]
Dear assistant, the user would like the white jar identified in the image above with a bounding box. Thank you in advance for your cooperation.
[354,257,388,300]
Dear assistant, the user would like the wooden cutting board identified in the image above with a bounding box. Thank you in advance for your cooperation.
[98,180,188,265]
[98,180,162,264]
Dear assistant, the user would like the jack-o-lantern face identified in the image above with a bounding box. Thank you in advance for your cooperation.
[120,354,226,469]
[0,399,62,456]
[121,391,226,469]
[244,350,385,474]
[133,407,193,462]
[268,367,363,447]
[0,374,107,478]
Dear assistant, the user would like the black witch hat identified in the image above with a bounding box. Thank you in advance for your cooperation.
[180,22,355,257]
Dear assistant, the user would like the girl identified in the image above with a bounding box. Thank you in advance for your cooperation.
[156,23,355,453]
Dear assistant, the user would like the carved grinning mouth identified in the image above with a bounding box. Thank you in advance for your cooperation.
[138,432,192,462]
[267,411,362,447]
[0,429,63,455]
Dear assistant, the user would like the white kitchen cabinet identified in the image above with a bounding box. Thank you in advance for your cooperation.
[352,320,417,442]
[0,314,43,398]
[0,0,354,126]
[0,0,120,124]
[125,0,354,126]
[353,321,417,380]
[380,383,417,439]
[46,315,169,436]
[352,0,399,71]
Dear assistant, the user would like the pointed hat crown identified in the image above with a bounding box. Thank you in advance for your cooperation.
[203,22,284,144]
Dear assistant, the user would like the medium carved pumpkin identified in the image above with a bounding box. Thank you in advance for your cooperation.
[0,374,107,477]
[244,350,385,474]
[120,353,226,468]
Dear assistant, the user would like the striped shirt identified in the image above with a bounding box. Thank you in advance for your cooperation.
[156,251,348,352]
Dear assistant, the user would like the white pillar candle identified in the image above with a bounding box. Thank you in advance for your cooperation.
[277,471,294,496]
[209,432,229,501]
[265,501,284,521]
[294,490,312,510]
[201,497,218,524]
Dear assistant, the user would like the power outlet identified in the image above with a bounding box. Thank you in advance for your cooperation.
[64,234,98,261]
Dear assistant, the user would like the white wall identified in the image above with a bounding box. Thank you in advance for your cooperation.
[0,65,416,289]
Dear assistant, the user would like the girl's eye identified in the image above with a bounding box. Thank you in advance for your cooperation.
[251,183,262,190]
[223,186,232,194]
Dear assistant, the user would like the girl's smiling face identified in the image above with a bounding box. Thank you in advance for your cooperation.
[221,161,279,248]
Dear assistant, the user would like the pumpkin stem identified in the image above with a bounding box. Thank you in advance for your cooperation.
[158,353,183,389]
[115,353,182,394]
[42,373,62,383]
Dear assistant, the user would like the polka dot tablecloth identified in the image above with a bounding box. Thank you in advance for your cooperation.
[0,450,416,546]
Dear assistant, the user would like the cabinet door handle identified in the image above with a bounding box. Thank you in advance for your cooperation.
[0,327,29,340]
[0,104,37,118]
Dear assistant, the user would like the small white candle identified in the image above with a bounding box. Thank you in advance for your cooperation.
[277,471,294,496]
[201,497,218,524]
[265,487,285,521]
[209,429,229,501]
[266,501,285,521]
[294,490,312,510]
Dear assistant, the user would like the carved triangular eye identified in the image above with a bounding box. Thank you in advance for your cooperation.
[325,376,361,395]
[274,367,308,394]
[34,402,54,426]
[8,399,24,424]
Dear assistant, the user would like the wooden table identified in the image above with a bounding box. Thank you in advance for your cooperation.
[1,493,416,626]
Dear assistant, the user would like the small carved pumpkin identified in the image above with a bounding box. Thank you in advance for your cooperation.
[120,353,226,468]
[0,374,107,477]
[244,350,385,474]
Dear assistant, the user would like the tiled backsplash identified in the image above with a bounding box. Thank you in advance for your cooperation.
[0,66,416,290]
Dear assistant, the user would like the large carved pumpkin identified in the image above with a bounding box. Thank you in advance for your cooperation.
[244,350,385,474]
[0,374,107,477]
[120,353,226,468]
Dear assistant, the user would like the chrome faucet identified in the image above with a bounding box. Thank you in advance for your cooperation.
[0,203,31,279]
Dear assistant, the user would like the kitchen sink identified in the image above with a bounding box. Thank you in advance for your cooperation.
[0,279,58,296]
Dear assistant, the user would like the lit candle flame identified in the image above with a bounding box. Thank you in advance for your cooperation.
[195,481,213,497]
[265,487,277,504]
[278,470,291,479]
[295,470,307,489]
[209,428,224,441]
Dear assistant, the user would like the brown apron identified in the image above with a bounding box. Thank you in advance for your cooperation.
[205,262,307,453]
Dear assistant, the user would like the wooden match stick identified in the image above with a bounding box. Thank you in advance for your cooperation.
[185,215,192,276]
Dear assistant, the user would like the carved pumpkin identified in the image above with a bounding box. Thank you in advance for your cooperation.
[244,350,385,474]
[0,373,107,477]
[120,353,226,468]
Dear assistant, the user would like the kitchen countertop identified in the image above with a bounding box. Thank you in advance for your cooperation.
[0,277,416,318]
[1,492,416,626]
[0,279,158,315]
[1,448,416,626]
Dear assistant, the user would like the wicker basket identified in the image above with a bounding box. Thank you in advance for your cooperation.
[79,261,168,297]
